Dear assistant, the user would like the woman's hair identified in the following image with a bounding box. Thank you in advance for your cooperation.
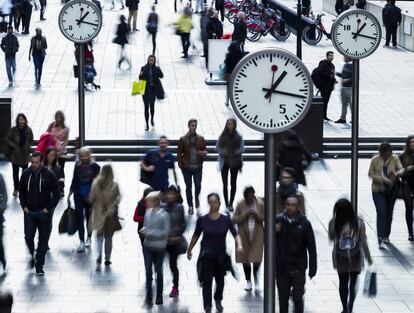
[219,118,238,145]
[147,55,156,63]
[15,113,28,127]
[280,167,297,179]
[166,184,183,203]
[333,198,357,236]
[243,186,255,199]
[146,191,161,206]
[54,110,66,128]
[96,164,114,190]
[402,135,414,165]
[44,147,58,167]
[142,187,154,198]
[378,142,392,158]
[79,147,92,157]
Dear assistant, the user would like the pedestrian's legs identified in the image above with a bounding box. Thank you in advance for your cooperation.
[242,263,252,281]
[404,195,414,236]
[373,192,387,242]
[181,168,193,207]
[58,157,66,193]
[85,206,92,238]
[104,233,113,261]
[185,33,191,56]
[213,262,225,302]
[180,33,186,55]
[338,272,350,312]
[174,0,177,12]
[202,257,214,309]
[385,193,396,239]
[253,262,260,281]
[0,224,6,268]
[48,207,55,239]
[320,89,332,119]
[35,212,50,269]
[33,55,44,84]
[127,9,133,30]
[132,10,137,30]
[11,163,20,191]
[391,27,397,47]
[385,26,391,46]
[24,213,36,257]
[138,221,145,246]
[143,96,150,128]
[96,232,104,261]
[154,250,165,296]
[276,273,291,313]
[149,95,155,125]
[5,57,13,83]
[74,195,85,242]
[221,163,230,207]
[229,166,239,206]
[348,272,360,313]
[291,271,305,313]
[151,32,157,54]
[143,247,154,298]
[40,0,46,19]
[340,87,352,120]
[219,4,224,21]
[193,167,202,208]
[167,245,179,288]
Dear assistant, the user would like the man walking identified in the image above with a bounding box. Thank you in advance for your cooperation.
[317,51,336,121]
[1,26,19,87]
[126,0,139,31]
[382,0,401,48]
[29,27,47,87]
[19,152,60,276]
[276,196,317,313]
[335,56,353,124]
[177,119,208,215]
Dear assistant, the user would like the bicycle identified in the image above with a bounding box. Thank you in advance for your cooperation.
[246,7,291,42]
[302,13,331,45]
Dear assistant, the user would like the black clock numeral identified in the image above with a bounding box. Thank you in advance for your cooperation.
[69,25,73,30]
[279,104,286,114]
[343,25,351,31]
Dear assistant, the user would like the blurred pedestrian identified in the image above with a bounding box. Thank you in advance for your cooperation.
[276,167,305,215]
[223,40,246,105]
[126,0,139,31]
[140,191,171,305]
[0,173,7,273]
[146,5,158,55]
[19,152,60,276]
[89,164,121,269]
[368,142,403,248]
[138,55,164,130]
[205,9,223,67]
[329,199,372,313]
[216,118,244,212]
[177,118,208,215]
[1,26,19,87]
[316,51,336,121]
[134,187,153,246]
[232,12,247,45]
[69,147,101,253]
[200,7,211,61]
[175,6,193,58]
[214,0,224,22]
[20,0,32,34]
[187,193,243,313]
[302,0,311,16]
[232,186,264,294]
[110,0,124,10]
[39,0,46,20]
[29,27,47,87]
[11,0,21,32]
[335,56,353,124]
[114,15,130,70]
[382,0,401,48]
[5,113,33,197]
[194,0,203,13]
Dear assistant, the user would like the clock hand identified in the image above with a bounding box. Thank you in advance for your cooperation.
[76,19,99,27]
[352,22,366,39]
[351,32,376,40]
[77,11,90,25]
[268,65,277,103]
[262,88,307,99]
[264,71,287,99]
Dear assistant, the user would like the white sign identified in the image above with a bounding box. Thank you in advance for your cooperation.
[207,39,231,74]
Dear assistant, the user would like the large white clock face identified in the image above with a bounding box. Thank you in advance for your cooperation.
[331,9,381,59]
[59,0,102,43]
[229,48,313,133]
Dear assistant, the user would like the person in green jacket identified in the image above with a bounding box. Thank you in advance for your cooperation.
[176,6,193,58]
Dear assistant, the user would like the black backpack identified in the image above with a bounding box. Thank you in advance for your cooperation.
[311,67,322,89]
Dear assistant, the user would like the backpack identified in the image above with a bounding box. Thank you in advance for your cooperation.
[311,67,322,89]
[336,226,360,266]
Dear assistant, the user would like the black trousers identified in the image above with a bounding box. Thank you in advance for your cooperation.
[338,271,359,313]
[58,157,66,192]
[0,223,5,268]
[202,257,226,309]
[385,26,397,47]
[40,0,46,19]
[404,195,414,236]
[180,32,190,56]
[221,163,239,207]
[24,211,50,268]
[150,31,157,55]
[320,88,332,119]
[23,8,32,33]
[215,1,225,22]
[242,262,260,282]
[276,270,306,313]
[166,244,180,288]
[143,88,156,127]
[12,163,28,191]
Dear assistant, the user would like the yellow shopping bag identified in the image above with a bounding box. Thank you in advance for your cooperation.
[131,80,147,96]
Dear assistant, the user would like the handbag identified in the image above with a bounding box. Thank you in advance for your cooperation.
[392,178,411,199]
[58,199,78,235]
[131,80,146,96]
[363,268,377,297]
[104,212,122,234]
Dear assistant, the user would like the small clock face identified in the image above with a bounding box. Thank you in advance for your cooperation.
[229,48,313,133]
[59,0,102,43]
[331,9,381,59]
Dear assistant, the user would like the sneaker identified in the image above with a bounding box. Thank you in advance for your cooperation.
[96,256,102,265]
[169,286,179,297]
[323,117,332,122]
[85,237,91,247]
[215,300,224,312]
[379,242,386,249]
[244,280,252,291]
[28,256,35,269]
[155,295,163,305]
[334,119,346,124]
[228,204,234,212]
[77,242,85,253]
[383,238,390,244]
[35,267,45,276]
[188,206,194,215]
[204,308,212,313]
[104,260,112,266]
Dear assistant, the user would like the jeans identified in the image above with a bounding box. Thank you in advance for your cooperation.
[320,88,332,119]
[242,262,260,282]
[96,232,113,261]
[32,54,44,84]
[24,211,50,268]
[276,270,306,313]
[340,87,352,120]
[201,256,226,310]
[74,194,92,242]
[338,271,359,313]
[181,167,202,208]
[5,56,16,83]
[372,192,396,242]
[180,32,190,56]
[385,26,397,46]
[12,163,28,191]
[143,247,165,297]
[127,9,137,30]
[221,163,239,207]
[166,244,180,288]
[403,195,414,236]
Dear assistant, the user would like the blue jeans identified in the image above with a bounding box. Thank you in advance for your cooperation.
[373,192,396,242]
[32,54,44,84]
[143,247,164,297]
[5,56,16,82]
[181,167,202,207]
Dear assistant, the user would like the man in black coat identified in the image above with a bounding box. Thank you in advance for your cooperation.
[126,0,139,31]
[276,196,317,313]
[382,0,401,48]
[19,152,60,276]
[232,12,247,46]
[317,51,336,121]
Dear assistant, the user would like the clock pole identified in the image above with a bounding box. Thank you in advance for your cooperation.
[264,133,276,313]
[296,0,302,59]
[351,59,359,211]
[78,43,86,147]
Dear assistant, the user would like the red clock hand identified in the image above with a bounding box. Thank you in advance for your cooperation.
[268,65,278,103]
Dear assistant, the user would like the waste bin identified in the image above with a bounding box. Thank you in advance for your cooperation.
[0,97,11,155]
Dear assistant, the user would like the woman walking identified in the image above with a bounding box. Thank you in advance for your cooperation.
[176,6,193,58]
[329,199,372,313]
[5,113,33,197]
[187,193,243,313]
[69,147,100,253]
[139,55,164,130]
[162,185,186,298]
[232,186,264,294]
[368,142,404,248]
[89,164,121,269]
[114,15,130,70]
[141,191,171,306]
[29,28,47,87]
[146,6,158,55]
[216,118,244,212]
[134,187,153,247]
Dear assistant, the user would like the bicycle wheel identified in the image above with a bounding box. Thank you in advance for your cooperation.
[247,29,262,42]
[302,25,322,45]
[271,22,291,41]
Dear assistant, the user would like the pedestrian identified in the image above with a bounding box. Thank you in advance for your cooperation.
[5,113,33,197]
[335,56,353,124]
[187,193,243,313]
[276,167,305,215]
[138,55,165,130]
[335,0,351,15]
[89,164,121,269]
[214,0,224,22]
[399,135,414,241]
[126,0,139,31]
[20,0,32,34]
[316,51,336,121]
[29,27,47,87]
[69,147,101,253]
[0,173,8,273]
[329,199,373,313]
[134,187,153,246]
[205,9,223,67]
[223,40,246,105]
[162,185,186,298]
[216,118,244,212]
[1,26,19,87]
[302,0,311,16]
[39,0,46,20]
[11,0,22,32]
[175,6,193,58]
[200,7,211,61]
[146,5,158,55]
[275,196,317,313]
[140,191,171,305]
[114,15,130,70]
[177,118,208,215]
[47,111,69,195]
[110,0,124,10]
[232,186,264,294]
[277,130,312,186]
[141,136,177,192]
[19,152,60,276]
[194,0,203,13]
[382,0,401,48]
[232,12,247,45]
[173,0,182,12]
[368,142,404,248]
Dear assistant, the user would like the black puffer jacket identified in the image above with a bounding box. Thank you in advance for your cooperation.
[162,202,186,240]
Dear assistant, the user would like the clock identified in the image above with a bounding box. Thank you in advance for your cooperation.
[58,0,102,43]
[228,48,313,134]
[331,9,382,59]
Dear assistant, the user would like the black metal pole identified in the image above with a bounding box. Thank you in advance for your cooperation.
[78,43,85,147]
[264,133,276,313]
[296,0,302,59]
[351,59,360,211]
